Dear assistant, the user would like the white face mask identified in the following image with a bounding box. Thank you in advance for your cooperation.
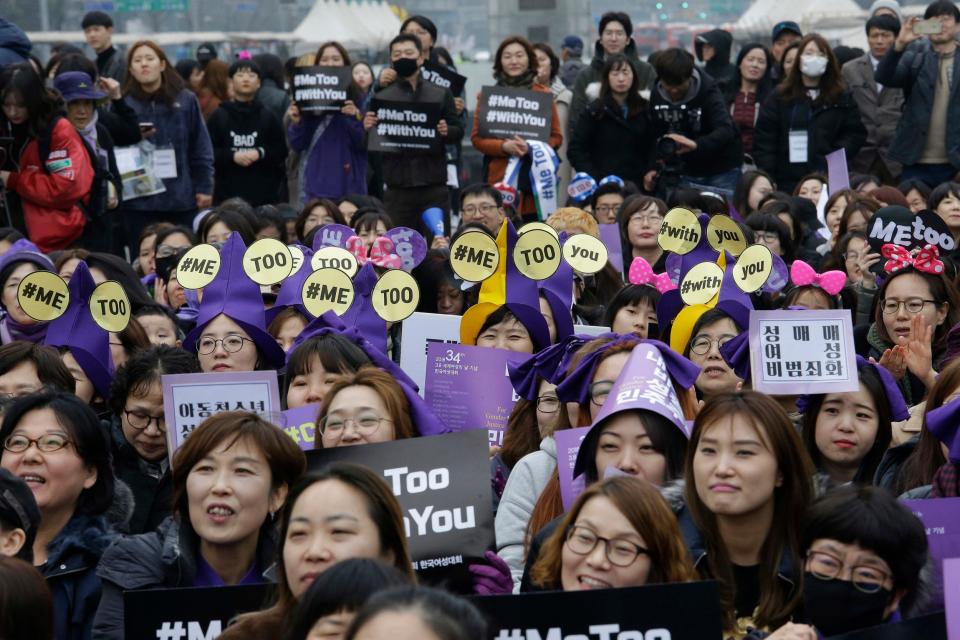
[800,54,828,78]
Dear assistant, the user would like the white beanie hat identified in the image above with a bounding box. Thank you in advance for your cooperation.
[868,0,903,21]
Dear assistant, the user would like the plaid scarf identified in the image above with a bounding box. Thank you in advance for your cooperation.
[931,462,960,498]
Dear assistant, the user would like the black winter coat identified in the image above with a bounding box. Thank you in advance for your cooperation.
[648,69,742,177]
[107,417,172,535]
[568,96,656,186]
[207,99,288,205]
[753,90,867,193]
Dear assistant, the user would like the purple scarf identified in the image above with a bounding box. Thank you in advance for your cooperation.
[0,316,48,345]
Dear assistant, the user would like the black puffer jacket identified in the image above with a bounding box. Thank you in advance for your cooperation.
[568,94,657,185]
[753,90,867,193]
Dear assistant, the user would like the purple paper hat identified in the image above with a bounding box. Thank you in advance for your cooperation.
[288,311,450,436]
[184,233,286,369]
[0,238,55,276]
[508,334,590,400]
[264,246,314,326]
[460,220,551,351]
[43,262,114,399]
[573,343,689,479]
[719,331,751,381]
[795,356,909,421]
[538,232,575,341]
[926,397,960,464]
[555,333,700,404]
[340,262,388,354]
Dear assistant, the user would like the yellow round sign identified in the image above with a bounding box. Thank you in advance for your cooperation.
[311,246,359,278]
[243,238,293,286]
[17,271,70,322]
[89,281,131,332]
[513,228,562,281]
[288,245,306,276]
[679,262,724,306]
[372,270,420,322]
[562,233,608,274]
[733,244,774,293]
[658,207,701,255]
[450,231,499,282]
[707,215,747,256]
[517,221,559,239]
[301,268,355,317]
[176,244,221,290]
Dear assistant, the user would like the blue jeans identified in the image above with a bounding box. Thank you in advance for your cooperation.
[901,163,957,189]
[683,167,742,199]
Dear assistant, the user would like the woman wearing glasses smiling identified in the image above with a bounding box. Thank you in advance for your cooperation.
[314,367,418,449]
[529,476,695,591]
[0,391,116,640]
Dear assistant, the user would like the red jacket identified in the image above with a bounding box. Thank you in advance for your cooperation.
[6,117,91,252]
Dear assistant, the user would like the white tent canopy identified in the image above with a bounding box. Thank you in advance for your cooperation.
[293,0,399,50]
[733,0,867,37]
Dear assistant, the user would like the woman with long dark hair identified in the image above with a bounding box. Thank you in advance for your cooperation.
[568,54,656,187]
[0,64,94,251]
[286,42,366,204]
[727,44,775,159]
[754,34,867,192]
[121,40,213,250]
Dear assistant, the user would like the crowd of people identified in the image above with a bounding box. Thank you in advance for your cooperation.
[0,1,958,639]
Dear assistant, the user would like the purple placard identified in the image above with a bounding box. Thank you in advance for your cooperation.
[312,223,355,251]
[945,558,960,639]
[826,148,850,194]
[903,497,960,605]
[423,343,529,447]
[162,371,282,466]
[748,309,858,395]
[279,403,321,451]
[598,224,623,275]
[555,426,590,511]
[384,226,427,271]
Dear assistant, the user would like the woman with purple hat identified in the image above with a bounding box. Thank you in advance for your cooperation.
[0,239,55,344]
[798,358,906,491]
[684,308,744,398]
[184,234,286,374]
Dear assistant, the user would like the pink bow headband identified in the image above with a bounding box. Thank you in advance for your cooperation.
[628,257,677,294]
[346,235,403,269]
[789,260,846,296]
[882,243,944,275]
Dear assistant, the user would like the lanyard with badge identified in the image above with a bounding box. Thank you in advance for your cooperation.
[788,103,809,164]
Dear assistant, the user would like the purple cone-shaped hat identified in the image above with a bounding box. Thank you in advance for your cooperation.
[43,262,114,399]
[573,343,689,479]
[538,232,575,342]
[184,234,286,369]
[289,311,450,436]
[340,262,388,354]
[264,246,314,326]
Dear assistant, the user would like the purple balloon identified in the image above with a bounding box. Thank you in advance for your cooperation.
[385,226,427,271]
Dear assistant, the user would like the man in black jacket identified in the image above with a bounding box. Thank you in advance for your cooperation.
[81,11,124,83]
[207,59,287,206]
[363,34,463,233]
[648,48,742,197]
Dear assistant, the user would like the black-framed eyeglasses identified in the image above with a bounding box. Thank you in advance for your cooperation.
[3,433,73,453]
[594,204,622,216]
[589,381,614,406]
[806,550,891,594]
[536,395,560,413]
[689,334,735,356]
[880,298,937,315]
[319,412,392,437]
[462,203,498,216]
[565,525,649,567]
[123,409,166,432]
[197,334,253,355]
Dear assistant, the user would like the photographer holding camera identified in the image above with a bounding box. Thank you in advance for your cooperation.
[647,48,741,199]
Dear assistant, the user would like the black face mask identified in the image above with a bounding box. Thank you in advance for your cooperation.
[802,572,892,636]
[392,57,419,79]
